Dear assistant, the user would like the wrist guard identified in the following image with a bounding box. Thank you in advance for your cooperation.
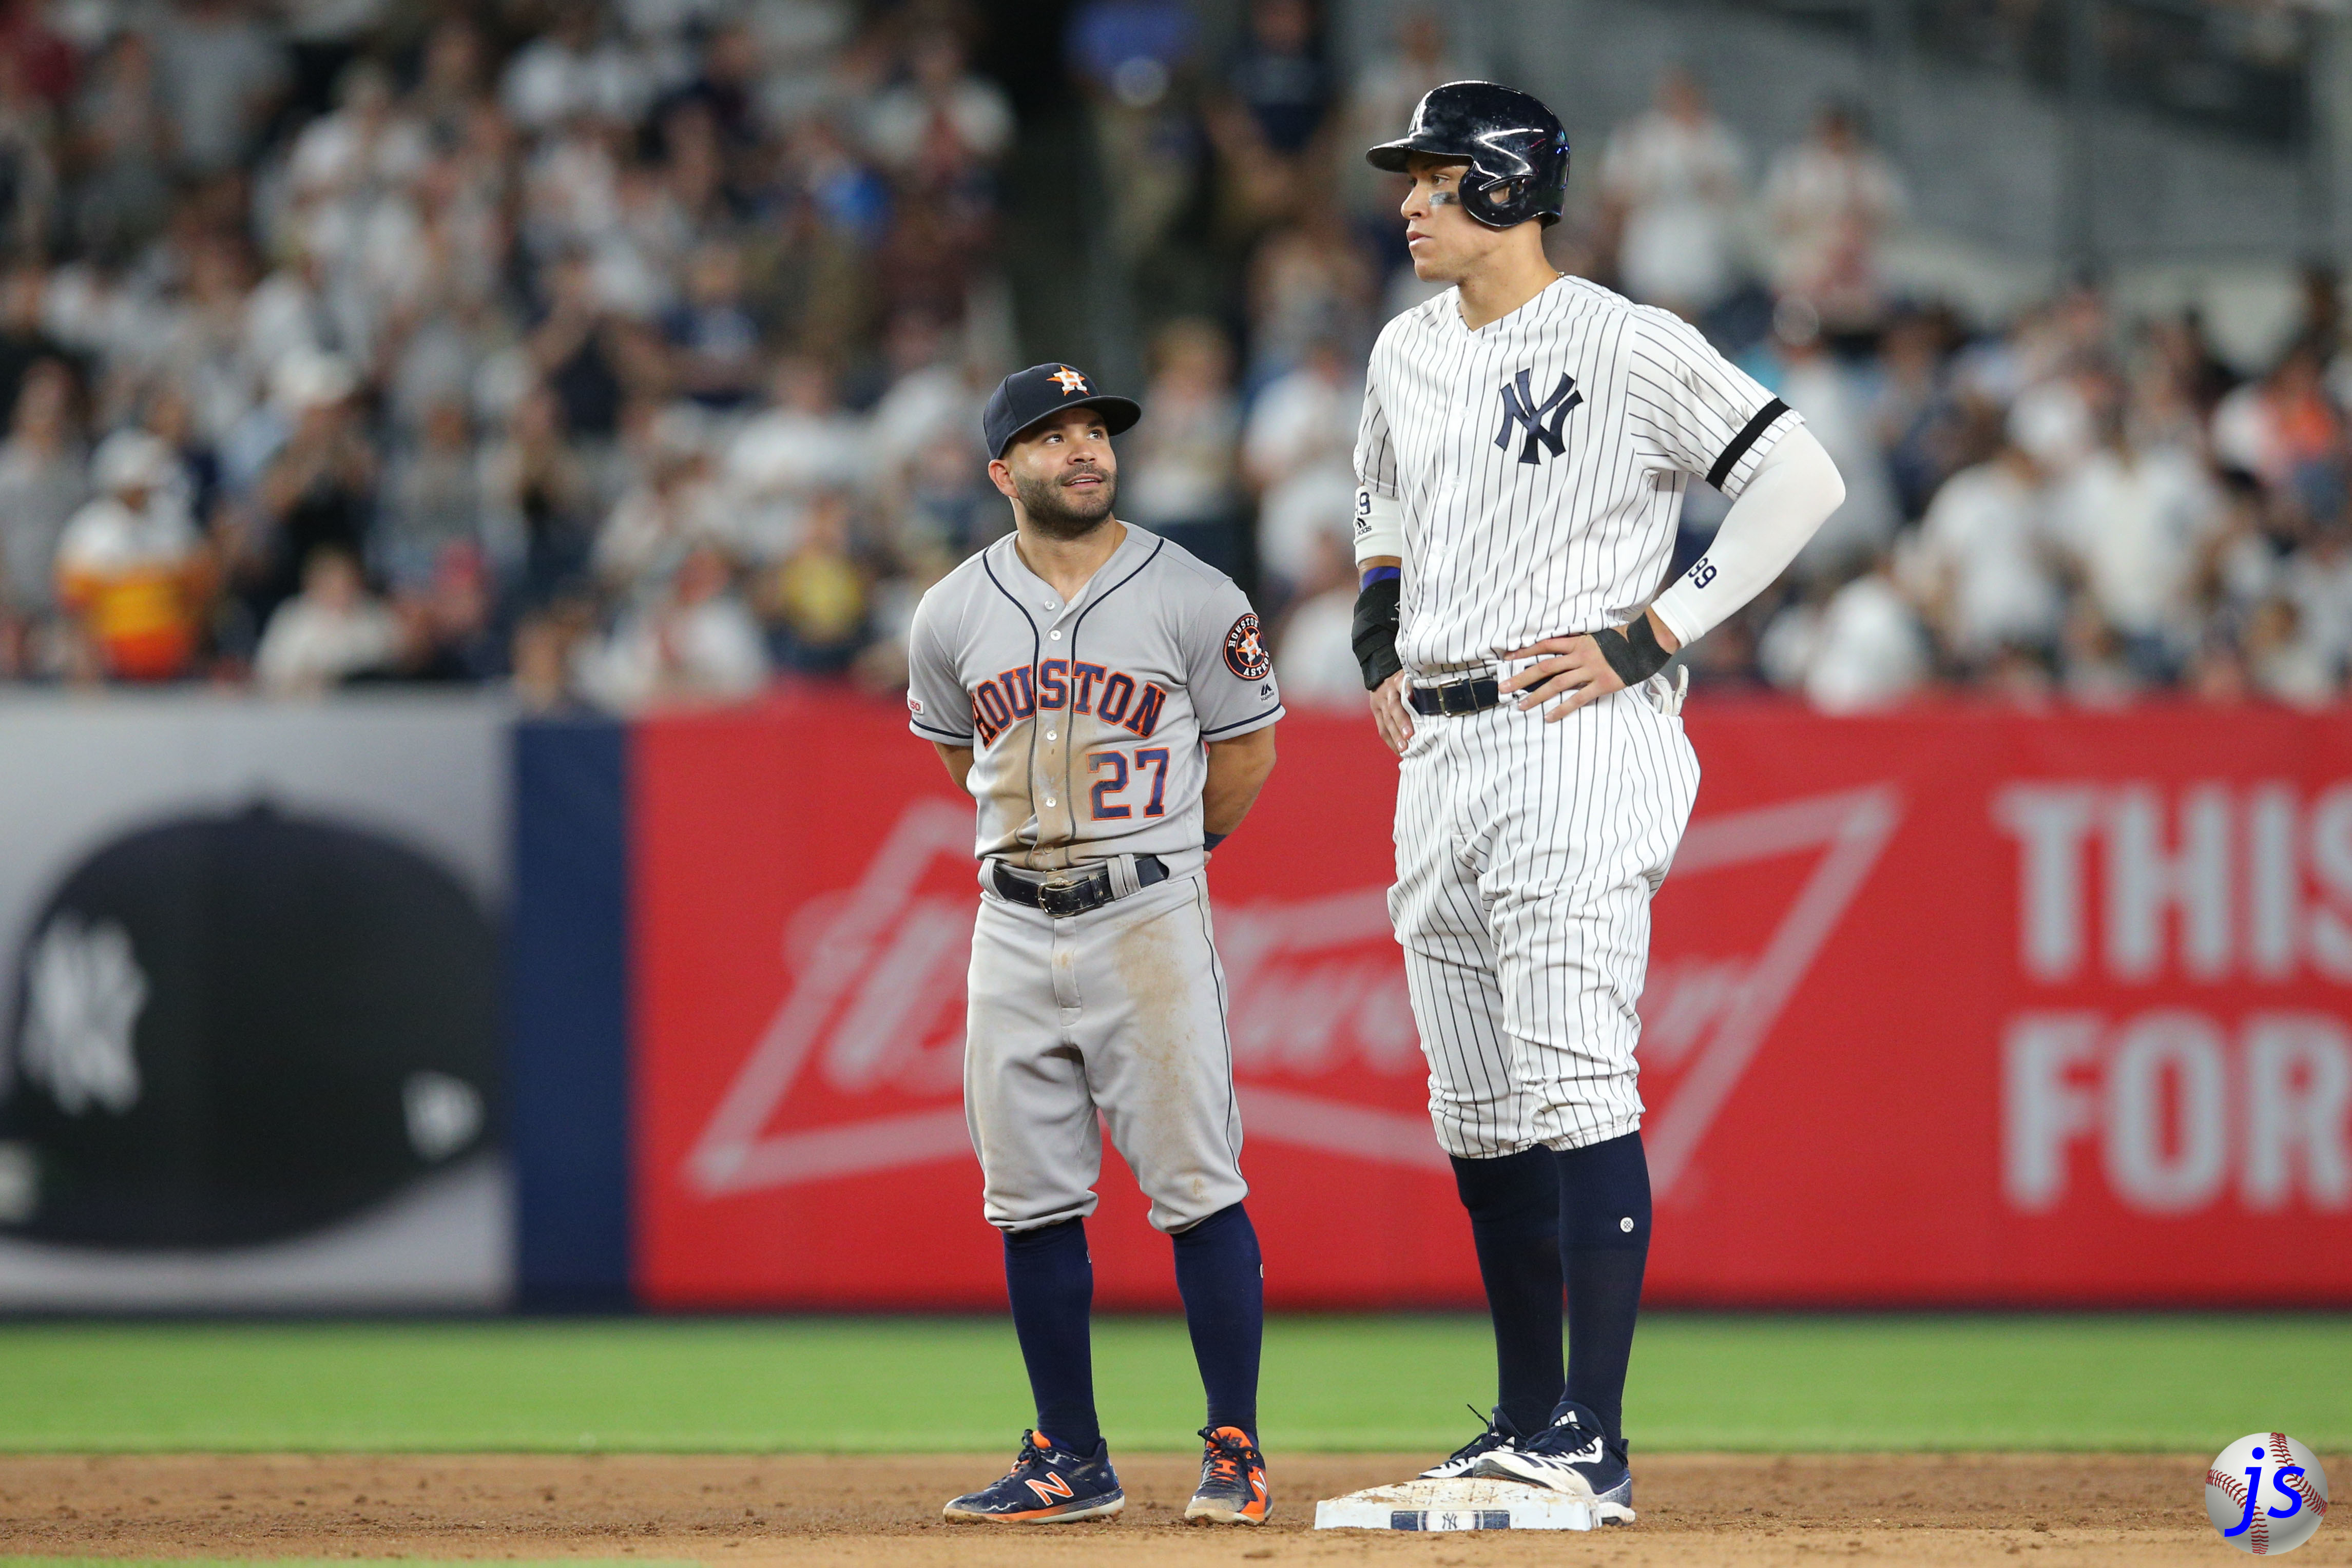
[1591,616,1672,688]
[1352,573,1402,691]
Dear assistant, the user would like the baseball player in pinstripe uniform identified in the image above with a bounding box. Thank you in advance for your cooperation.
[1348,84,1848,1520]
[907,362,1282,1527]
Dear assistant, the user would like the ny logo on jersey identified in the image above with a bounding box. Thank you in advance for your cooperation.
[1494,368,1584,464]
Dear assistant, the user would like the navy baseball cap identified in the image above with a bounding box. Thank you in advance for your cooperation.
[982,363,1141,459]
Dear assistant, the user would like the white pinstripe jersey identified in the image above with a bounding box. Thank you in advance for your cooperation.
[1355,274,1798,675]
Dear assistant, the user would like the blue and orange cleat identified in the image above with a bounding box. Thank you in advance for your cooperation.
[941,1430,1125,1523]
[1183,1425,1269,1524]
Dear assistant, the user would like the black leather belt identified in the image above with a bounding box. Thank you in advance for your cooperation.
[991,855,1169,919]
[1409,676,1503,717]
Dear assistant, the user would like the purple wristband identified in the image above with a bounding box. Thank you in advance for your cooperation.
[1360,565,1401,588]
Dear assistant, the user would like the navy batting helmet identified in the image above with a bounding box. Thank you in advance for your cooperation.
[1366,81,1570,229]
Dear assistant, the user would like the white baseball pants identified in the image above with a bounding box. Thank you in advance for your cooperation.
[1389,675,1700,1159]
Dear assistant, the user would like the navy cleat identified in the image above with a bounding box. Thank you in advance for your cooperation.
[1184,1425,1269,1524]
[1470,1400,1635,1523]
[1419,1404,1527,1480]
[941,1430,1126,1523]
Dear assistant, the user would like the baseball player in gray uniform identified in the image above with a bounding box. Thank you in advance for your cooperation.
[907,362,1282,1527]
[1347,84,1848,1521]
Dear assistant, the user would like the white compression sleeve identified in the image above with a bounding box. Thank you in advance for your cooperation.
[1649,424,1845,648]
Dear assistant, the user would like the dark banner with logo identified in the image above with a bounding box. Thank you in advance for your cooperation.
[0,697,511,1310]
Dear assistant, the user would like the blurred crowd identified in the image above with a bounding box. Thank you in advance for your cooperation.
[1544,64,2352,713]
[1220,17,2352,711]
[0,0,2345,711]
[0,0,1015,706]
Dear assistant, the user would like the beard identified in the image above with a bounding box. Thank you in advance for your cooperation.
[1013,463,1117,540]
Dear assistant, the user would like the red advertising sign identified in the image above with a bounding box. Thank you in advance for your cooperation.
[631,692,2352,1309]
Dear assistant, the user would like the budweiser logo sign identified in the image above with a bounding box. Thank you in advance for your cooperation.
[685,787,1899,1200]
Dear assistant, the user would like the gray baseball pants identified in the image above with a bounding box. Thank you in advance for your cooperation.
[963,867,1249,1234]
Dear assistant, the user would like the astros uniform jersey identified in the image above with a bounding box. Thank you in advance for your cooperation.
[907,523,1284,872]
[904,520,1281,1236]
[1356,274,1797,675]
[1357,275,1796,1161]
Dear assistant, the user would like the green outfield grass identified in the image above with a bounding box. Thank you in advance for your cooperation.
[1,1314,2344,1454]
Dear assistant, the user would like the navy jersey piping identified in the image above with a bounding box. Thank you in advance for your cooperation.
[1201,707,1285,739]
[1066,534,1167,659]
[978,551,1045,857]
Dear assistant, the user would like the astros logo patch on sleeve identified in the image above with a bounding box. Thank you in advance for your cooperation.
[1224,614,1271,680]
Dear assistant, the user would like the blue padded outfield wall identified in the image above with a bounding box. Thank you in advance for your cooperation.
[509,718,634,1309]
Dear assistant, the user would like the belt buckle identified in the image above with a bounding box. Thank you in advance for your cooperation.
[1441,682,1478,715]
[1037,871,1099,920]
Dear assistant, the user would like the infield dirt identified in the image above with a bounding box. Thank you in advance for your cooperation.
[2,1453,2340,1566]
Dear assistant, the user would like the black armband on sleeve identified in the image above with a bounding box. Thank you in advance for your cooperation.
[1591,616,1672,688]
[1708,398,1789,490]
[1351,574,1403,691]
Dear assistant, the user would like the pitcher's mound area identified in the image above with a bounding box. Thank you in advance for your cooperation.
[2,1453,2335,1566]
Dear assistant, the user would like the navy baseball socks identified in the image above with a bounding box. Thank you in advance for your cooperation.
[1173,1203,1268,1523]
[1423,1145,1560,1480]
[1443,1131,1650,1522]
[1000,1217,1101,1456]
[1448,1146,1565,1438]
[970,1207,1267,1524]
[949,1219,1122,1523]
[1472,1133,1648,1521]
[1171,1202,1263,1441]
[1554,1131,1652,1447]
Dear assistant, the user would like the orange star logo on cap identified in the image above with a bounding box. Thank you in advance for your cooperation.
[1049,367,1089,395]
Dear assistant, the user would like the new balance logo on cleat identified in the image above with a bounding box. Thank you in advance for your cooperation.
[1185,1426,1270,1525]
[1419,1405,1526,1481]
[1470,1402,1636,1525]
[941,1431,1125,1523]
